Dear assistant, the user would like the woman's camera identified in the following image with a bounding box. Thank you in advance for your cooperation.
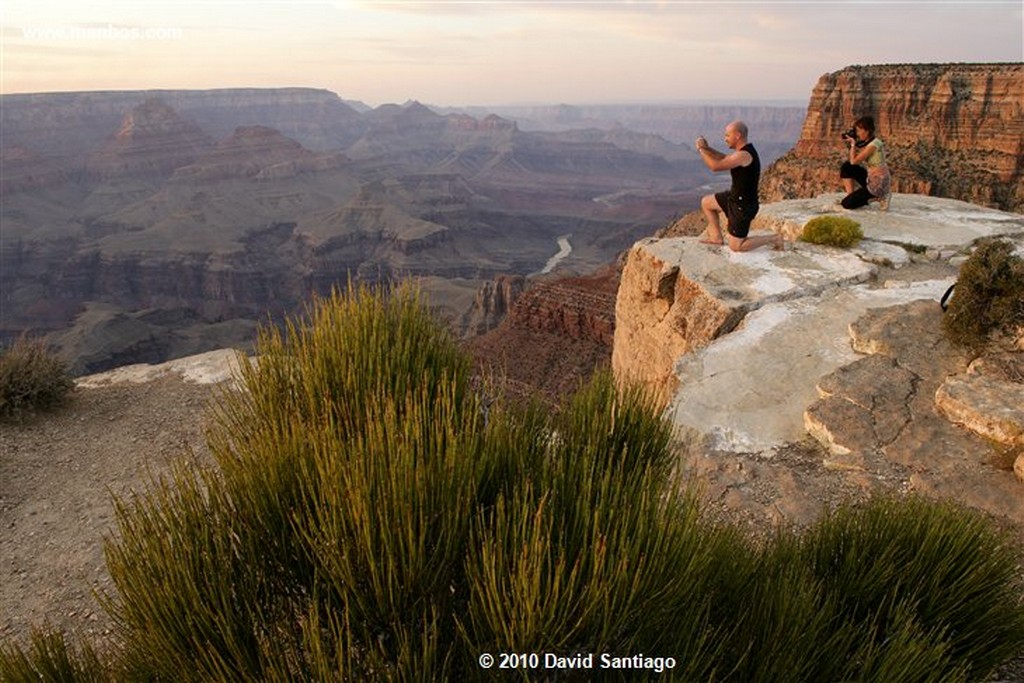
[841,127,857,140]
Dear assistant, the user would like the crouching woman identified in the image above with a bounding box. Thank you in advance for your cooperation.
[839,115,891,210]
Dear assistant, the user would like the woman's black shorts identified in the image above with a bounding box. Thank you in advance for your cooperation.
[839,161,874,209]
[840,161,869,187]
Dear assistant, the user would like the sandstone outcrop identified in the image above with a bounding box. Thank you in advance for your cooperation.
[801,301,1024,523]
[611,192,1024,538]
[762,63,1024,213]
[461,275,527,336]
[613,238,874,407]
[935,352,1024,447]
[83,99,213,181]
[466,267,618,402]
[804,300,973,461]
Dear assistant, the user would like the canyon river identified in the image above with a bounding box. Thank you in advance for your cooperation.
[539,234,572,275]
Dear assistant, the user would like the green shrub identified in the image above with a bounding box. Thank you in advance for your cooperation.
[4,284,1024,682]
[459,374,741,680]
[0,336,74,422]
[96,283,740,681]
[714,495,1024,683]
[943,238,1024,349]
[793,496,1024,681]
[801,215,864,248]
[0,629,107,683]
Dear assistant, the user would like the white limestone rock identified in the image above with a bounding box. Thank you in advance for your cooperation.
[75,348,248,387]
[855,241,911,268]
[935,354,1024,447]
[753,193,1024,252]
[612,236,873,408]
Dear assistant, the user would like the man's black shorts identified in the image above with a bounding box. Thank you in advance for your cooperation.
[714,190,759,239]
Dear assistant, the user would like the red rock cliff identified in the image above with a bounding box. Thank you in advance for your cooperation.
[465,267,618,402]
[762,63,1024,213]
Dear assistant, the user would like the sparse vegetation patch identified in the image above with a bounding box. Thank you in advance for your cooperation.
[0,336,74,422]
[801,215,864,248]
[943,238,1024,349]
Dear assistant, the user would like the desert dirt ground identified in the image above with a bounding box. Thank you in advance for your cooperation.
[1,377,217,649]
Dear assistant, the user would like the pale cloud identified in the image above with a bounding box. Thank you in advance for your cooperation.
[751,11,797,32]
[2,0,1020,104]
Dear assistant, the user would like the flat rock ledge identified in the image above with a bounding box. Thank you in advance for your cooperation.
[804,301,1024,522]
[613,237,875,407]
[75,348,248,387]
[754,193,1024,252]
[613,195,1024,531]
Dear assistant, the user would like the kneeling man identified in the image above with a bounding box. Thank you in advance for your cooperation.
[696,120,783,252]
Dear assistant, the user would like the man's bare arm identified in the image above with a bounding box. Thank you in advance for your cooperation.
[695,136,750,172]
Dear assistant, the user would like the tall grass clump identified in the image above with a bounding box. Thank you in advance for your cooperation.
[0,335,74,422]
[0,630,107,683]
[792,496,1024,681]
[103,283,482,680]
[93,282,737,681]
[459,373,743,680]
[943,238,1024,349]
[800,215,864,248]
[715,495,1024,682]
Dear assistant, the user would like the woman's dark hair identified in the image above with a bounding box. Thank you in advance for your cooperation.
[853,116,876,136]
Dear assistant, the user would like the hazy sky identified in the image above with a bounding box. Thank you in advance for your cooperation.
[2,1,1022,106]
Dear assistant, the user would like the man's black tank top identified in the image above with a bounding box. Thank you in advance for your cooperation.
[729,143,760,207]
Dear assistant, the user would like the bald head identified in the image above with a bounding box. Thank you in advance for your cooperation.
[724,120,749,150]
[728,120,749,140]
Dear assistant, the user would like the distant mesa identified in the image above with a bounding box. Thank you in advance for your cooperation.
[446,113,518,133]
[171,125,349,182]
[346,101,452,160]
[84,98,213,181]
[0,87,368,159]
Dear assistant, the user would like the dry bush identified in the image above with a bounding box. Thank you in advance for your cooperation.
[0,336,74,422]
[943,239,1024,350]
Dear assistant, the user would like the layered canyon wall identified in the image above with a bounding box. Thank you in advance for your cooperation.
[762,63,1024,213]
[0,87,366,160]
[465,267,619,402]
[452,103,806,165]
[1,90,713,372]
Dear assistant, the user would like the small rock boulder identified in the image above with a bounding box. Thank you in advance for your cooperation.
[804,354,917,457]
[935,352,1024,447]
